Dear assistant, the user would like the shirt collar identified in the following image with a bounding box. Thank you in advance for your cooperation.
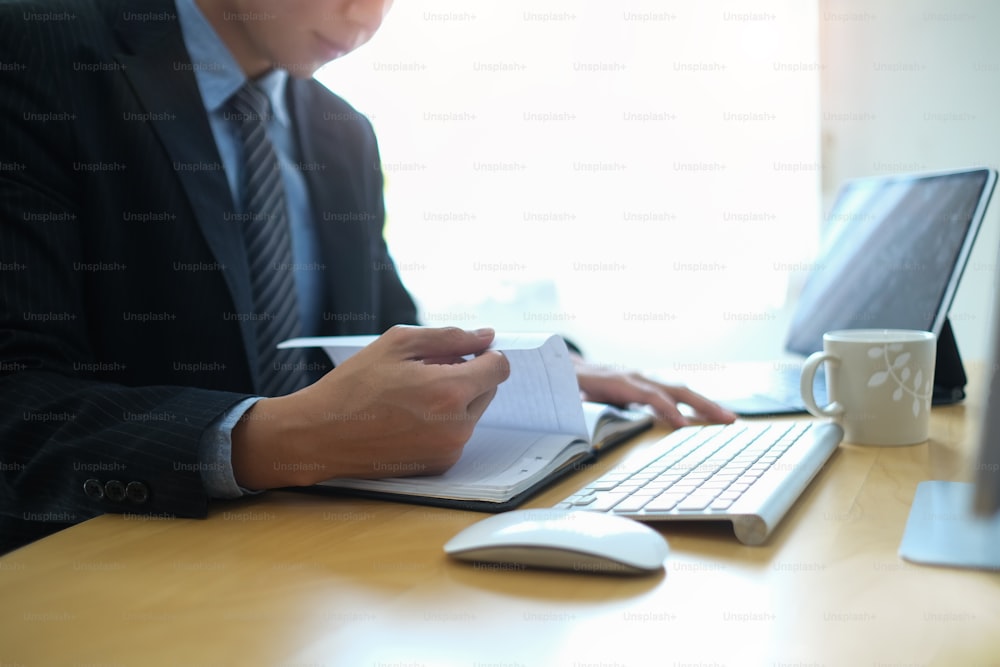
[254,69,291,127]
[175,0,290,126]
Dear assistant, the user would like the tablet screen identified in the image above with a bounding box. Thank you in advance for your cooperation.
[786,168,995,356]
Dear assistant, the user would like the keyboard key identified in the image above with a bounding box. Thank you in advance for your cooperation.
[616,483,645,495]
[613,495,654,513]
[587,491,631,511]
[644,492,686,512]
[677,493,718,511]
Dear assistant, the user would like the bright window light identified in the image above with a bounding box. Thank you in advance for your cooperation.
[316,0,820,368]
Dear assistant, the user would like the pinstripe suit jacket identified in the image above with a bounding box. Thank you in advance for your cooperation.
[0,0,418,552]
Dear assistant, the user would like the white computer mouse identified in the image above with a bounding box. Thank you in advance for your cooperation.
[444,508,669,575]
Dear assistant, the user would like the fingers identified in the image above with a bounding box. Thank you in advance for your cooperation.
[446,349,511,400]
[382,325,496,361]
[663,385,738,424]
[643,393,692,428]
[414,350,508,450]
[406,348,509,426]
[576,363,737,428]
[383,327,510,417]
[638,383,737,427]
[466,384,499,422]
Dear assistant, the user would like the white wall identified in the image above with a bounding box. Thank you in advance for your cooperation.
[819,0,1000,362]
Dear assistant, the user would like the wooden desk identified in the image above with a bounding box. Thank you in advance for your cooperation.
[2,395,998,666]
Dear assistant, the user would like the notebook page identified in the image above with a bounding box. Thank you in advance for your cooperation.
[476,333,586,438]
[323,426,588,500]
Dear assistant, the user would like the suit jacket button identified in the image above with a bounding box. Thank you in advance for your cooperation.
[126,481,149,504]
[83,478,104,500]
[105,480,126,502]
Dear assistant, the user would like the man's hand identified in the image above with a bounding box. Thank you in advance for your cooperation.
[573,357,737,428]
[232,326,510,489]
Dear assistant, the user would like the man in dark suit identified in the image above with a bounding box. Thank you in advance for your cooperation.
[0,0,734,553]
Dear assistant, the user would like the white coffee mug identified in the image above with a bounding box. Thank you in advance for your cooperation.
[800,329,937,446]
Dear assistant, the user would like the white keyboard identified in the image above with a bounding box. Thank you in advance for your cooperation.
[553,420,843,545]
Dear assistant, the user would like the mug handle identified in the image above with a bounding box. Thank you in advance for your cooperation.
[801,351,845,418]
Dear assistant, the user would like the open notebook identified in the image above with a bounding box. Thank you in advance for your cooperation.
[279,333,653,511]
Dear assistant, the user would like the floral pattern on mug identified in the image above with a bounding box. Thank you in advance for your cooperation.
[867,343,933,417]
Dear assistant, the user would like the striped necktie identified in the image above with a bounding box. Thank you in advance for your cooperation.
[229,82,310,396]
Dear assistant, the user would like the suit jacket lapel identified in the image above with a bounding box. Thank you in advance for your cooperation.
[112,6,258,368]
[289,80,375,333]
